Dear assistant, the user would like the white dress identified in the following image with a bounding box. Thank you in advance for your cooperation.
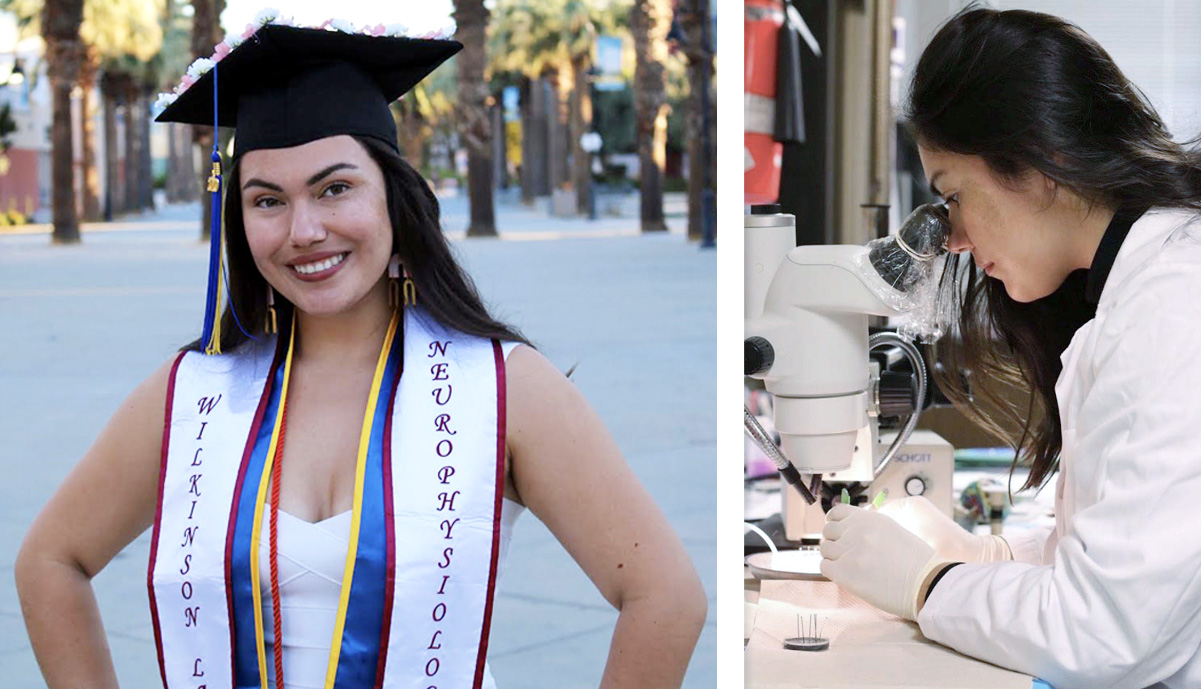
[257,498,525,688]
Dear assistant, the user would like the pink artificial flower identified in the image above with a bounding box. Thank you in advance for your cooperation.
[180,75,197,90]
[418,30,436,38]
[371,23,386,36]
[212,42,231,63]
[319,19,334,29]
[242,23,258,39]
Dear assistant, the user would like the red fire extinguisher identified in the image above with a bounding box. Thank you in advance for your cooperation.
[745,0,784,205]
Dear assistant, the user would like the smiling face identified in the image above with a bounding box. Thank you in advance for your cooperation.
[239,135,393,318]
[917,147,1095,303]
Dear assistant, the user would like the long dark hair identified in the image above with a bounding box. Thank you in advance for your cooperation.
[184,135,529,352]
[906,6,1201,492]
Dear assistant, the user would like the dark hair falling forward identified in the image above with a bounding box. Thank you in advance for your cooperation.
[907,6,1201,493]
[184,135,530,354]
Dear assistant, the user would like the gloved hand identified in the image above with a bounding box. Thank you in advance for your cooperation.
[820,504,952,621]
[878,495,1012,563]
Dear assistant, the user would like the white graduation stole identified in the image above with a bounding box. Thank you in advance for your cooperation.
[148,308,509,689]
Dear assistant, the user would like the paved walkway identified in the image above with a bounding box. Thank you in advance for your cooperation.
[0,191,715,687]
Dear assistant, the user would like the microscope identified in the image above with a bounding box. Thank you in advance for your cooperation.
[745,204,955,543]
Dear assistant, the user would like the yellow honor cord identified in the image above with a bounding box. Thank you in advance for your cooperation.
[324,311,399,688]
[244,312,400,688]
[248,322,296,688]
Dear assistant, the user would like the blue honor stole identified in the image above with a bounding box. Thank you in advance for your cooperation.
[149,308,510,689]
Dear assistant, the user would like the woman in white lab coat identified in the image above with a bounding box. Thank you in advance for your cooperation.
[819,7,1201,688]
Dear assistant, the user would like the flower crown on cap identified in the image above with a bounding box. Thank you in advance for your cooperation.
[154,9,457,112]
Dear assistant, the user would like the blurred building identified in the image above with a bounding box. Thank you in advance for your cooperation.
[1,11,157,224]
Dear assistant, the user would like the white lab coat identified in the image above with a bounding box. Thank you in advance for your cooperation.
[918,208,1201,689]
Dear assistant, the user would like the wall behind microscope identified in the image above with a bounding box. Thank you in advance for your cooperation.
[895,0,1201,145]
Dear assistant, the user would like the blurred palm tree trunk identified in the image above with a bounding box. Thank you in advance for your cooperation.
[681,0,714,241]
[122,78,139,212]
[545,70,567,192]
[42,0,86,243]
[453,0,497,236]
[100,70,120,219]
[569,54,592,215]
[191,0,224,239]
[565,0,596,216]
[631,0,670,232]
[78,49,102,221]
[139,80,154,209]
[519,76,536,205]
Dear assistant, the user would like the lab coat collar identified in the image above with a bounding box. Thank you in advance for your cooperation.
[1085,206,1149,305]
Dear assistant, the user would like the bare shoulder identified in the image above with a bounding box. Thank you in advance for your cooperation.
[504,344,588,437]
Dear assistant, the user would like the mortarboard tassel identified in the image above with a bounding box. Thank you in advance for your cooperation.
[202,144,224,355]
[199,60,258,354]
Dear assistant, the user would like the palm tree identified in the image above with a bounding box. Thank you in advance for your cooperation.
[630,0,669,232]
[679,0,714,242]
[490,0,569,206]
[453,0,496,236]
[83,0,164,219]
[564,0,597,216]
[191,0,224,238]
[40,0,86,243]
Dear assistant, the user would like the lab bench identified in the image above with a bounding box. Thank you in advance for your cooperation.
[744,459,1057,688]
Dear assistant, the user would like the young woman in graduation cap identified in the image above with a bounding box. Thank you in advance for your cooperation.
[14,17,706,689]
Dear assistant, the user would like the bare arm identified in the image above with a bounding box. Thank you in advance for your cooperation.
[505,346,707,689]
[14,356,178,688]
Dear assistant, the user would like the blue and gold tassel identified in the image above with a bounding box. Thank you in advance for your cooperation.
[201,60,225,355]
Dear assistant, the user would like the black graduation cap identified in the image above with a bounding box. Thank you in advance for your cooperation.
[156,24,462,158]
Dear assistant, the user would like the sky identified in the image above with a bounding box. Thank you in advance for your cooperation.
[221,1,458,37]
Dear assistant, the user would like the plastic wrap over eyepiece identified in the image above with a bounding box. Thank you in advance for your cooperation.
[851,203,953,341]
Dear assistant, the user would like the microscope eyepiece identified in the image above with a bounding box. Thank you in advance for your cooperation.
[867,203,951,293]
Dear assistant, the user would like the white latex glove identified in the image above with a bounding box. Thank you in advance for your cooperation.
[878,495,1012,563]
[820,504,951,621]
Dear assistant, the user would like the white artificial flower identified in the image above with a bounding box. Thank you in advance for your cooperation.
[224,33,245,49]
[328,18,357,34]
[154,92,178,111]
[253,7,279,26]
[272,13,294,26]
[384,23,409,37]
[435,22,457,38]
[186,58,216,78]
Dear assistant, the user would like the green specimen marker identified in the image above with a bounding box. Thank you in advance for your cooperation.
[872,489,889,509]
[841,487,851,505]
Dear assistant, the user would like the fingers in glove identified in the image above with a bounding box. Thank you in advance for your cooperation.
[819,534,852,561]
[821,515,855,542]
[825,503,860,522]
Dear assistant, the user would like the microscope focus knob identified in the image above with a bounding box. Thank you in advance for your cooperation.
[878,371,917,417]
[745,337,775,376]
[905,476,927,496]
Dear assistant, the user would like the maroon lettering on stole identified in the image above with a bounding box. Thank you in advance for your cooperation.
[177,392,222,676]
[436,491,460,512]
[428,341,450,358]
[432,385,453,406]
[196,395,221,415]
[434,414,457,435]
[425,339,459,680]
